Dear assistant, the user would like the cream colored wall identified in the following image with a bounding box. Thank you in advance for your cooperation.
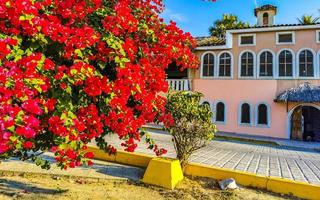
[194,28,320,81]
[192,28,320,139]
[256,10,276,26]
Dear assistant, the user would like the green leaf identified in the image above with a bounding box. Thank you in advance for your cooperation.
[19,16,26,21]
[70,141,78,149]
[74,49,83,58]
[7,126,15,133]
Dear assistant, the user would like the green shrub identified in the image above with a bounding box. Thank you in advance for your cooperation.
[165,91,217,168]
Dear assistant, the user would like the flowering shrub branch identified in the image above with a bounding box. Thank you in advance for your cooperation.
[0,0,201,169]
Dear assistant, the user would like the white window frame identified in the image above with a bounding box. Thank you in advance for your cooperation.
[316,30,320,43]
[276,31,295,45]
[276,49,295,79]
[238,50,256,79]
[257,49,276,79]
[238,102,254,127]
[255,103,271,128]
[217,51,233,79]
[296,48,318,79]
[318,50,320,77]
[200,51,216,79]
[213,100,227,125]
[238,34,256,47]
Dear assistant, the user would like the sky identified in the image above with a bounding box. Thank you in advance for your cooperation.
[161,0,320,37]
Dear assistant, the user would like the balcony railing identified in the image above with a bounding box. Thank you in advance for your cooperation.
[167,79,190,91]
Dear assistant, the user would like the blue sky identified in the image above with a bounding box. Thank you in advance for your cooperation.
[161,0,320,37]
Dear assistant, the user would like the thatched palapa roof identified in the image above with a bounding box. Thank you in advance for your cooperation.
[275,82,320,103]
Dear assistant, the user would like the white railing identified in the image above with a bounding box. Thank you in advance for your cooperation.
[167,79,190,91]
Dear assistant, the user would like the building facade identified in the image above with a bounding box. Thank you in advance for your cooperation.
[168,5,320,142]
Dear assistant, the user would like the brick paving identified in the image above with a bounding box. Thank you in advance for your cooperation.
[104,132,320,185]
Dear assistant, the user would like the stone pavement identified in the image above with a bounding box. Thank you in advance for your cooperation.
[104,131,320,185]
[2,132,320,186]
[216,132,320,151]
[0,153,144,181]
[143,123,320,151]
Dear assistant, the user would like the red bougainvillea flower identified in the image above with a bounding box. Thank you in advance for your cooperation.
[16,126,37,139]
[22,100,43,115]
[0,0,202,169]
[84,152,94,159]
[23,141,34,149]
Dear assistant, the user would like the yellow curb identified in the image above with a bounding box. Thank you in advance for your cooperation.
[267,177,320,200]
[185,163,320,200]
[87,146,153,168]
[88,146,320,200]
[184,163,268,189]
[142,158,184,189]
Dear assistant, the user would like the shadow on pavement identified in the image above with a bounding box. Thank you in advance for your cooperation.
[0,178,67,197]
[91,163,145,181]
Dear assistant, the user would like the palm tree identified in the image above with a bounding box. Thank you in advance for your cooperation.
[297,15,320,25]
[209,14,250,38]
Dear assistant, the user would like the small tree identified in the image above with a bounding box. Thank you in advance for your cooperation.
[209,14,250,38]
[297,15,320,25]
[165,91,217,169]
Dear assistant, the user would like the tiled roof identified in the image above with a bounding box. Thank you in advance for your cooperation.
[229,22,320,30]
[195,36,226,47]
[254,4,277,16]
[195,23,320,47]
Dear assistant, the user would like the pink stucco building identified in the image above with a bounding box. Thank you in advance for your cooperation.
[167,5,320,142]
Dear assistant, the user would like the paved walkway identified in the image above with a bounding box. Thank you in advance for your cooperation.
[143,124,320,151]
[2,132,320,186]
[104,132,320,185]
[216,132,320,151]
[0,154,144,181]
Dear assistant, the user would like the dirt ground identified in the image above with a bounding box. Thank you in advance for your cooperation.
[0,172,300,200]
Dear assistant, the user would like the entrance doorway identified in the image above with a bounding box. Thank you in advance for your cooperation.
[291,105,320,142]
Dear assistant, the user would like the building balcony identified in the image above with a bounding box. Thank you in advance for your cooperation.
[167,79,191,91]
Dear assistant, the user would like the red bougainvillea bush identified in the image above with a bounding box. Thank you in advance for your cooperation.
[0,0,200,169]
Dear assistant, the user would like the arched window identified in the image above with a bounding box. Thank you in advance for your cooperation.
[257,104,268,125]
[318,51,320,75]
[202,101,211,108]
[202,53,215,77]
[216,102,225,122]
[299,50,314,77]
[240,52,254,77]
[278,50,293,77]
[219,52,232,77]
[259,51,273,77]
[240,103,251,124]
[263,13,269,26]
[202,101,210,106]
